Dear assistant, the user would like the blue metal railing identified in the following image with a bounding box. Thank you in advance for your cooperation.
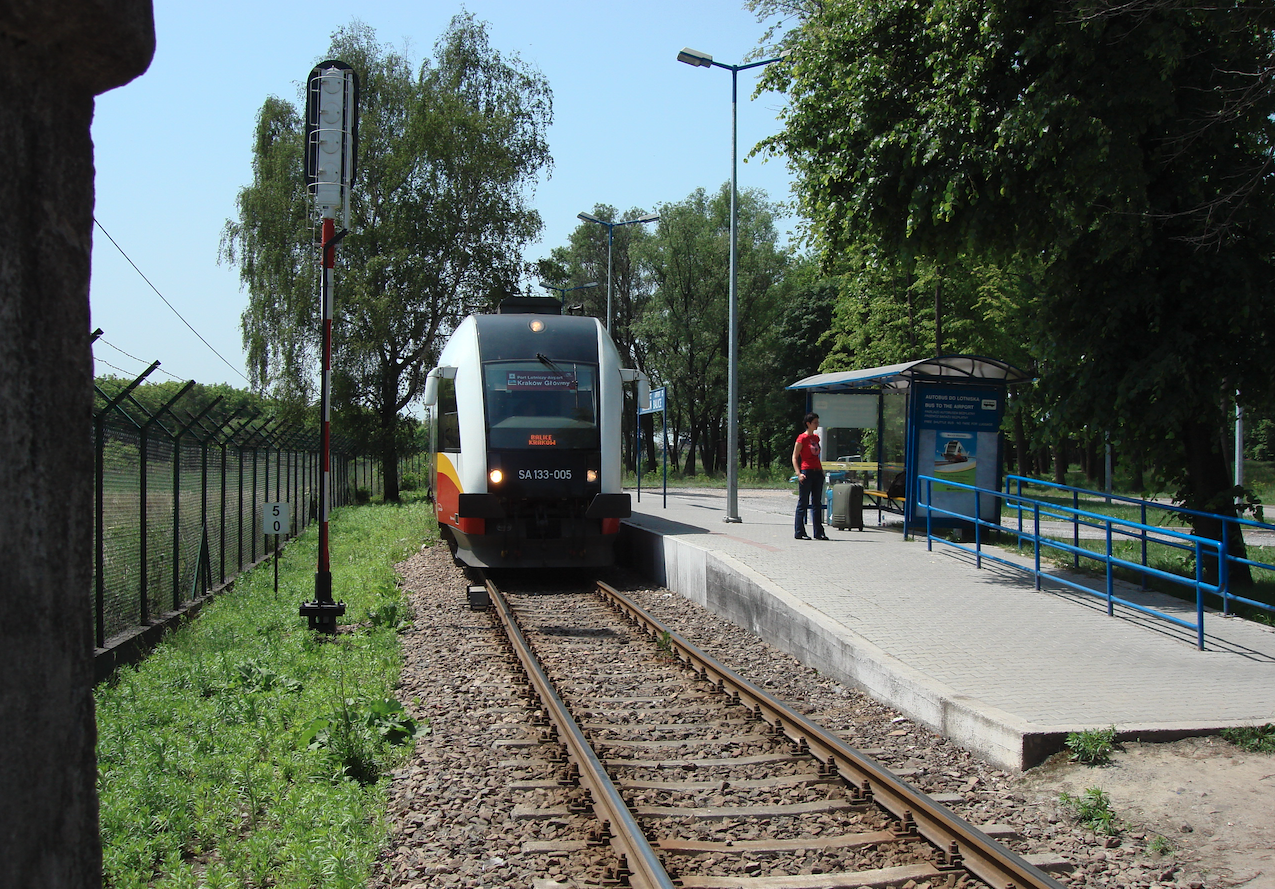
[917,475,1234,649]
[1003,475,1275,620]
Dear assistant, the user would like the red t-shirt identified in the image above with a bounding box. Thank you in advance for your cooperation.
[796,431,822,471]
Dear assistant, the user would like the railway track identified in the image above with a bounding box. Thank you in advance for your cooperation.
[484,575,1067,889]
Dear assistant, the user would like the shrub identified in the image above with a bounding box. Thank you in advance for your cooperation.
[1066,726,1118,765]
[1060,787,1119,835]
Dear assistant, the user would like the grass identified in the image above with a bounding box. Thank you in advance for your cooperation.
[1002,529,1275,620]
[625,463,796,489]
[991,461,1275,622]
[96,495,434,889]
[1221,724,1275,753]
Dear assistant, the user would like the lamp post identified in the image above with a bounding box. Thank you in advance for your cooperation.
[677,47,787,524]
[576,211,659,331]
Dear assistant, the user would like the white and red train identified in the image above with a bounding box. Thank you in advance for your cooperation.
[424,297,648,568]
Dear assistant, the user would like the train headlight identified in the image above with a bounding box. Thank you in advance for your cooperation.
[489,469,504,485]
[586,469,598,483]
[529,319,545,333]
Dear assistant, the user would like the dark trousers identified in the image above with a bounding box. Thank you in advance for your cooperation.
[795,469,825,535]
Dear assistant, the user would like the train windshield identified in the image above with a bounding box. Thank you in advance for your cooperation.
[483,361,600,449]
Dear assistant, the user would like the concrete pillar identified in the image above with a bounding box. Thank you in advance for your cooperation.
[0,3,154,886]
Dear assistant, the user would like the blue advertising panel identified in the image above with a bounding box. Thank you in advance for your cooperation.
[906,383,1004,528]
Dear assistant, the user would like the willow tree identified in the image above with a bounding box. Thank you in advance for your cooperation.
[222,15,552,500]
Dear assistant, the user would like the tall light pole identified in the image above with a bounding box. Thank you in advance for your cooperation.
[677,47,787,524]
[576,211,659,331]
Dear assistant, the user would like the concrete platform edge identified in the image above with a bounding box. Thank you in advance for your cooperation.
[619,521,1056,770]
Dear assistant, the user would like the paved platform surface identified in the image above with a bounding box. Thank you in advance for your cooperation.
[620,487,1275,769]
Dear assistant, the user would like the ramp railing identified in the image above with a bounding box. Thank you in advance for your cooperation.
[917,475,1233,649]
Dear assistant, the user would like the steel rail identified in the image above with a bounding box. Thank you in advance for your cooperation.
[597,580,1066,889]
[485,579,676,889]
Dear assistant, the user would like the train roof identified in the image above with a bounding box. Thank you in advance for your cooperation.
[498,295,563,315]
[472,312,603,363]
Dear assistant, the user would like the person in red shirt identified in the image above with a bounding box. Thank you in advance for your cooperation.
[791,411,829,540]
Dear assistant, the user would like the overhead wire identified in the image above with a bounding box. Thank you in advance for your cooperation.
[93,337,184,383]
[93,217,252,386]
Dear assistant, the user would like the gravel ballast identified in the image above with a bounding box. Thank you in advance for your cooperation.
[372,541,1231,888]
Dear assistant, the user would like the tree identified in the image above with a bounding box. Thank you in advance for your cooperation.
[745,254,837,467]
[222,16,552,501]
[637,184,789,475]
[759,0,1275,564]
[542,205,657,469]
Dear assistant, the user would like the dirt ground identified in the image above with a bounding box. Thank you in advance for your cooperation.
[1018,737,1275,888]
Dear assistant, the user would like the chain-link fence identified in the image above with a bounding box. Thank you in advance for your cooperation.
[93,378,384,651]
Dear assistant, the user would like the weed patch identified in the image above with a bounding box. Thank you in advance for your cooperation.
[1060,787,1119,835]
[96,497,435,889]
[1221,723,1275,753]
[1066,726,1118,765]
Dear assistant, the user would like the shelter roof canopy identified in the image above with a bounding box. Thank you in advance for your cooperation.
[788,355,1031,393]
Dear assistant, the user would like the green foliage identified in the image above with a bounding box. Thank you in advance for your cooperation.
[759,0,1275,537]
[301,697,424,785]
[1059,787,1119,835]
[1147,834,1173,856]
[366,600,412,633]
[96,377,281,429]
[745,256,838,468]
[1221,724,1275,753]
[96,499,435,889]
[234,658,304,694]
[1065,726,1118,766]
[635,184,790,475]
[223,15,552,502]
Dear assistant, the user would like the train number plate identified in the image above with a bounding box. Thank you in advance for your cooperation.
[518,469,573,480]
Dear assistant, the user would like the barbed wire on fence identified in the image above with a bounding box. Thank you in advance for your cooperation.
[91,362,403,655]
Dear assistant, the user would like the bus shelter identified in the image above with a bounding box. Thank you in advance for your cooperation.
[788,356,1031,535]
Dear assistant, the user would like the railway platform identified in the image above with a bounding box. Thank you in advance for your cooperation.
[618,487,1275,770]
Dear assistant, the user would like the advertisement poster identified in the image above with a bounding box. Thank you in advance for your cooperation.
[909,385,1003,525]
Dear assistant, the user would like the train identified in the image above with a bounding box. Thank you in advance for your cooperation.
[423,296,649,568]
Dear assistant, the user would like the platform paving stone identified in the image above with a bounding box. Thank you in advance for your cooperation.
[622,487,1275,768]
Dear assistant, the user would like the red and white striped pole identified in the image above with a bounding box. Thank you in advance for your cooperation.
[301,60,357,633]
[316,217,337,605]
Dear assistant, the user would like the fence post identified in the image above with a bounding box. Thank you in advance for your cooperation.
[1220,516,1232,615]
[1033,501,1042,590]
[1105,520,1114,616]
[219,436,228,583]
[975,488,982,569]
[210,410,246,585]
[92,364,159,647]
[1196,541,1207,650]
[135,383,195,623]
[237,437,246,574]
[1072,488,1080,569]
[171,396,223,611]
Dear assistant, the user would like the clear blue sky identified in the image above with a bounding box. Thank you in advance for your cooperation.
[90,0,798,389]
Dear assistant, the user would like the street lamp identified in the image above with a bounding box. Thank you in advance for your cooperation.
[576,211,660,331]
[540,281,599,302]
[677,46,788,524]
